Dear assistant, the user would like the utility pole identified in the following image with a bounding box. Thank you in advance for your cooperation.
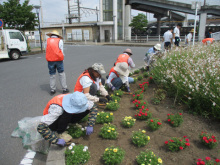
[77,0,80,23]
[204,0,206,6]
[67,0,72,24]
[40,0,43,27]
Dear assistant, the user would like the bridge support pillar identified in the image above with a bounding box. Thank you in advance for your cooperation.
[156,15,161,35]
[124,5,131,41]
[199,13,207,41]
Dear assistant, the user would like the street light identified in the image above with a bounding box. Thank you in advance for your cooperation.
[34,5,43,51]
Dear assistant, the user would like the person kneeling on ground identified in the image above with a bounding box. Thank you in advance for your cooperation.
[144,44,161,71]
[74,63,112,104]
[37,91,97,147]
[106,62,134,93]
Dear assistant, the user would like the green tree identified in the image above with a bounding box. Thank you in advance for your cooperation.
[0,0,37,31]
[129,13,148,36]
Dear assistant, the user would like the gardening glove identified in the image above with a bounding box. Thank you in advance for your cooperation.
[111,86,116,91]
[106,95,112,102]
[99,98,107,104]
[56,139,66,147]
[127,87,131,93]
[86,126,93,135]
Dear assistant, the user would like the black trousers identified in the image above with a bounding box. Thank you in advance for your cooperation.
[49,110,90,134]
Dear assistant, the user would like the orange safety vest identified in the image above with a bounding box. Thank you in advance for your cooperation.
[43,94,67,115]
[109,67,119,82]
[202,38,214,45]
[74,71,95,92]
[115,54,129,65]
[46,38,64,61]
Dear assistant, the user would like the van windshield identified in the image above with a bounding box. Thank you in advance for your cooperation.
[9,32,24,41]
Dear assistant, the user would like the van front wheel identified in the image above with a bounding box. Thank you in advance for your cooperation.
[10,50,21,60]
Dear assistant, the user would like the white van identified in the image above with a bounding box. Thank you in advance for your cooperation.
[0,29,27,60]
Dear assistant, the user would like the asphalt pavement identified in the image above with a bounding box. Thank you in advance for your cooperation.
[0,43,151,165]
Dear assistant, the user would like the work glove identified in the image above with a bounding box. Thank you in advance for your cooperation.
[111,86,116,91]
[106,95,113,102]
[86,126,93,135]
[127,87,131,93]
[56,139,66,147]
[99,98,107,104]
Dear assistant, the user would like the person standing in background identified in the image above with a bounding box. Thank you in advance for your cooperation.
[185,29,195,46]
[163,27,173,50]
[173,23,182,46]
[45,31,69,95]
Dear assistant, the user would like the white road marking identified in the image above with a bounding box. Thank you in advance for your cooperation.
[19,150,36,165]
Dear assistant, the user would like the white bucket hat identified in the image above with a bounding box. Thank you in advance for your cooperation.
[46,31,63,39]
[62,91,89,114]
[123,48,132,55]
[114,62,129,78]
[92,63,106,75]
[154,44,161,51]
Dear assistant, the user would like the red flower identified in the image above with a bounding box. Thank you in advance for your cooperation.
[165,141,168,144]
[185,143,190,146]
[146,108,149,111]
[205,140,209,143]
[132,101,135,103]
[215,159,220,163]
[167,114,170,116]
[168,119,171,122]
[169,140,174,142]
[199,161,205,165]
[212,135,216,139]
[144,113,148,116]
[138,101,141,104]
[179,146,183,150]
[150,119,154,122]
[150,77,153,79]
[179,113,182,115]
[135,99,138,102]
[141,106,145,109]
[203,137,207,140]
[183,136,187,138]
[137,94,140,97]
[213,139,217,142]
[209,139,213,142]
[138,114,141,117]
[171,122,174,124]
[133,94,135,97]
[144,102,146,104]
[135,115,137,117]
[197,159,202,161]
[205,157,211,161]
[136,104,139,107]
[179,139,182,141]
[157,122,161,125]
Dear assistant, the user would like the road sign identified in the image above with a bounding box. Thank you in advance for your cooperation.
[0,19,3,28]
[191,2,201,10]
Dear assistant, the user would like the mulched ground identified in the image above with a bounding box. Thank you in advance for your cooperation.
[68,73,220,165]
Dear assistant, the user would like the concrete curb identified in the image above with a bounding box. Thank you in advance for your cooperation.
[46,144,66,165]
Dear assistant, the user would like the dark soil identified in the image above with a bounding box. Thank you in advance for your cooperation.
[68,74,220,165]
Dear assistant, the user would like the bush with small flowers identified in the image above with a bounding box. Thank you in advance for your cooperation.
[131,130,150,147]
[137,75,143,81]
[67,123,86,138]
[121,116,136,128]
[143,72,149,78]
[110,94,121,102]
[196,157,220,165]
[164,136,190,152]
[134,69,140,74]
[149,76,154,83]
[105,101,120,111]
[133,100,148,110]
[146,118,162,131]
[113,89,124,97]
[139,81,149,91]
[199,132,218,149]
[136,150,163,165]
[99,123,118,139]
[102,146,125,165]
[65,143,90,165]
[132,93,144,101]
[133,77,137,83]
[135,108,152,120]
[167,113,183,127]
[96,111,114,124]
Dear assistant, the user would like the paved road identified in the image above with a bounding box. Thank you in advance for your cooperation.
[0,45,149,165]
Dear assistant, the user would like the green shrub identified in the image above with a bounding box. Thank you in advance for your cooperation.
[99,123,118,139]
[131,130,150,147]
[96,111,114,124]
[136,150,163,165]
[102,146,125,165]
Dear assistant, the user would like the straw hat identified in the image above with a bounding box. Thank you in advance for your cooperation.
[154,44,161,51]
[190,29,196,33]
[46,31,63,39]
[114,62,129,78]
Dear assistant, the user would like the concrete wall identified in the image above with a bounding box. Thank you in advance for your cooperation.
[99,25,113,42]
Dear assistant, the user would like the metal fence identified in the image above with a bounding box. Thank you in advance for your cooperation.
[211,32,220,41]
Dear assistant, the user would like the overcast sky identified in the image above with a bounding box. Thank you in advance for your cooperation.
[0,0,219,25]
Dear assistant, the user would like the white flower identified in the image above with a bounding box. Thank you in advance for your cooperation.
[81,128,85,131]
[213,102,216,106]
[71,151,75,154]
[84,146,88,150]
[71,143,75,146]
[83,148,87,152]
[68,146,73,150]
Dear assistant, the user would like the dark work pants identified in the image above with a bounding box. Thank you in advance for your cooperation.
[49,110,90,134]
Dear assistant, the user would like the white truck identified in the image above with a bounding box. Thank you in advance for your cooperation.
[0,29,27,60]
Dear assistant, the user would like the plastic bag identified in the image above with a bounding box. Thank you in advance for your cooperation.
[11,116,50,154]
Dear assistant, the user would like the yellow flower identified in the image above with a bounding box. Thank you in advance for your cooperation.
[110,113,113,115]
[158,158,162,164]
[115,100,117,102]
[127,122,130,125]
[116,93,119,95]
[101,111,104,113]
[106,116,109,118]
[142,130,146,133]
[106,103,109,105]
[111,94,113,96]
[111,128,115,131]
[147,136,150,140]
[113,148,118,152]
[109,127,112,129]
[107,130,111,132]
[105,148,109,151]
[97,113,100,115]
